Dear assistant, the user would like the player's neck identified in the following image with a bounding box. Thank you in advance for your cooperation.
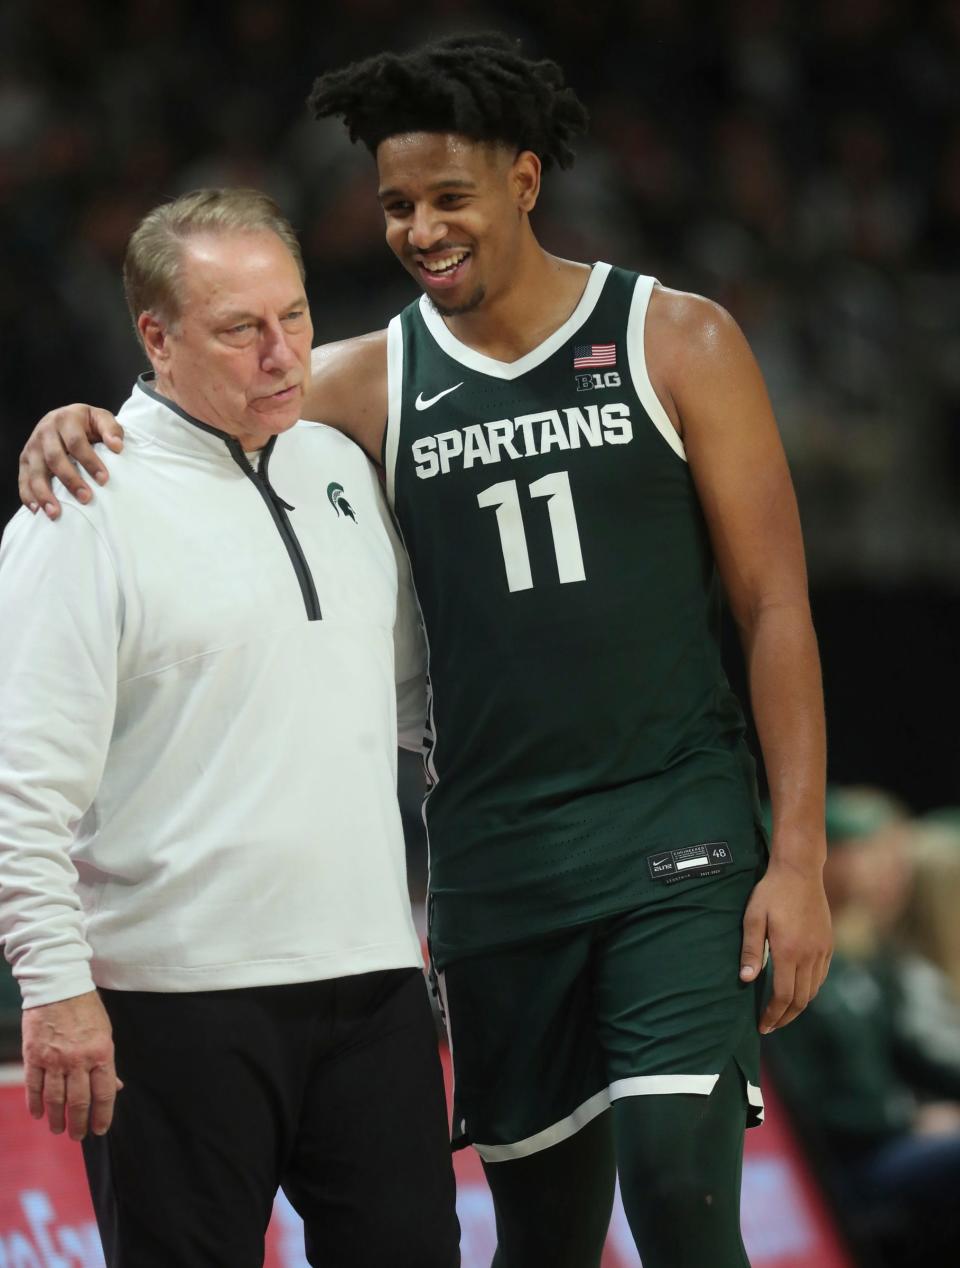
[442,248,592,364]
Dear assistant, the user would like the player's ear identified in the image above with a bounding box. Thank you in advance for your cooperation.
[511,150,541,214]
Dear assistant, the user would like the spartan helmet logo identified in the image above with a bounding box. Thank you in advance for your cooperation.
[326,482,358,522]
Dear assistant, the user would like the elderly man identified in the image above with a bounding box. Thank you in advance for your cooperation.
[0,188,459,1268]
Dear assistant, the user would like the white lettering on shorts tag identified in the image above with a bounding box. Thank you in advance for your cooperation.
[647,842,733,884]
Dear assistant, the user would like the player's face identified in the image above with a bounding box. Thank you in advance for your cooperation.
[142,230,313,447]
[376,133,539,317]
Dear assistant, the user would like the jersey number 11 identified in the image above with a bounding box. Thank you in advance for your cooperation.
[477,471,586,593]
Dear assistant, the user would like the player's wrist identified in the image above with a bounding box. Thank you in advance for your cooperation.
[765,834,827,877]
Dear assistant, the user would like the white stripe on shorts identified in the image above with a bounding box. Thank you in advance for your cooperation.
[475,1073,764,1162]
[473,1088,612,1163]
[609,1073,720,1100]
[746,1080,765,1122]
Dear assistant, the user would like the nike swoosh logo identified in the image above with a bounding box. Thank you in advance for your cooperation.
[415,382,464,411]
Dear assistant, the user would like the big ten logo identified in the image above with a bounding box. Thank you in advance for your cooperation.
[575,371,621,393]
[0,1191,104,1267]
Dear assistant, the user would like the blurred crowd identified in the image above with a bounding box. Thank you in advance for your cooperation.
[767,789,960,1266]
[1,0,960,581]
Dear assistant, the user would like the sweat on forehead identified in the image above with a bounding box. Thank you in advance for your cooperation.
[375,132,514,181]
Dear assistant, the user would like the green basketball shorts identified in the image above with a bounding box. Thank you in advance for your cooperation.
[437,861,767,1163]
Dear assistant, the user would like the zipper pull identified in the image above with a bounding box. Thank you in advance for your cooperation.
[269,490,295,513]
[256,438,295,511]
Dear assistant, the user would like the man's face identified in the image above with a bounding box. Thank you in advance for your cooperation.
[145,230,313,447]
[376,133,538,318]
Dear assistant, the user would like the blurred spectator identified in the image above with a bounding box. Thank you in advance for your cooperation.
[895,820,960,1002]
[768,787,960,1266]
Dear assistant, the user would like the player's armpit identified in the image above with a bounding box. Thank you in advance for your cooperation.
[19,405,124,519]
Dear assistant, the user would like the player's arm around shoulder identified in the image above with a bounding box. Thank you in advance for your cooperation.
[646,285,833,1035]
[306,329,389,463]
[18,329,392,517]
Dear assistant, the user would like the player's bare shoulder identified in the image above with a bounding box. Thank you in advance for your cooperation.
[647,284,744,373]
[645,284,756,441]
[304,330,389,462]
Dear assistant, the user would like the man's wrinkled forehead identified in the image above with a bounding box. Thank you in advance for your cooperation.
[175,232,307,322]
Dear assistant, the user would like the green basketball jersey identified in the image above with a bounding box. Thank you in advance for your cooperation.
[384,264,763,968]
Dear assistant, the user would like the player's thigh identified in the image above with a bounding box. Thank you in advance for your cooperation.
[482,1107,616,1268]
[591,874,763,1268]
[441,933,614,1267]
[439,928,608,1159]
[595,865,766,1124]
[282,968,459,1268]
[85,986,298,1268]
[613,1062,751,1268]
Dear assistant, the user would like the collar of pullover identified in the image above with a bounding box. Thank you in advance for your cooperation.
[130,374,279,469]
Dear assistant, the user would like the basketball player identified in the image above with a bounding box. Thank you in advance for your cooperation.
[17,35,831,1268]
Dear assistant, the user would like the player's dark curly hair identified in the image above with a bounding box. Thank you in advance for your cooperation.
[307,33,589,171]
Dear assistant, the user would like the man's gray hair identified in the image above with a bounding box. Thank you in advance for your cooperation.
[123,187,305,332]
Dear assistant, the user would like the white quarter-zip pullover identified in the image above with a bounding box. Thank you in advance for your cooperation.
[0,380,426,1008]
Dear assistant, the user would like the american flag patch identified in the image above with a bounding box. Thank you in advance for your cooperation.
[573,343,616,368]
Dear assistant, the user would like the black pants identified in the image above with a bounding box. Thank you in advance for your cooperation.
[82,969,460,1267]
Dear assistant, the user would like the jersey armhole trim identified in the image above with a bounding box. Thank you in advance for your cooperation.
[384,315,403,508]
[627,277,687,463]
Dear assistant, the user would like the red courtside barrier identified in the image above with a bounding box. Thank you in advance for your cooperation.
[0,1057,853,1267]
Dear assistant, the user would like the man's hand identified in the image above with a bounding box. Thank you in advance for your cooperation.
[740,858,832,1033]
[21,990,123,1140]
[18,405,124,520]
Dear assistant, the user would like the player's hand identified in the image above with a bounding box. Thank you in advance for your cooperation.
[18,405,124,520]
[739,857,832,1033]
[21,990,124,1140]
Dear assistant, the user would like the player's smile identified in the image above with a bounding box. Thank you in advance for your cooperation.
[414,247,473,292]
